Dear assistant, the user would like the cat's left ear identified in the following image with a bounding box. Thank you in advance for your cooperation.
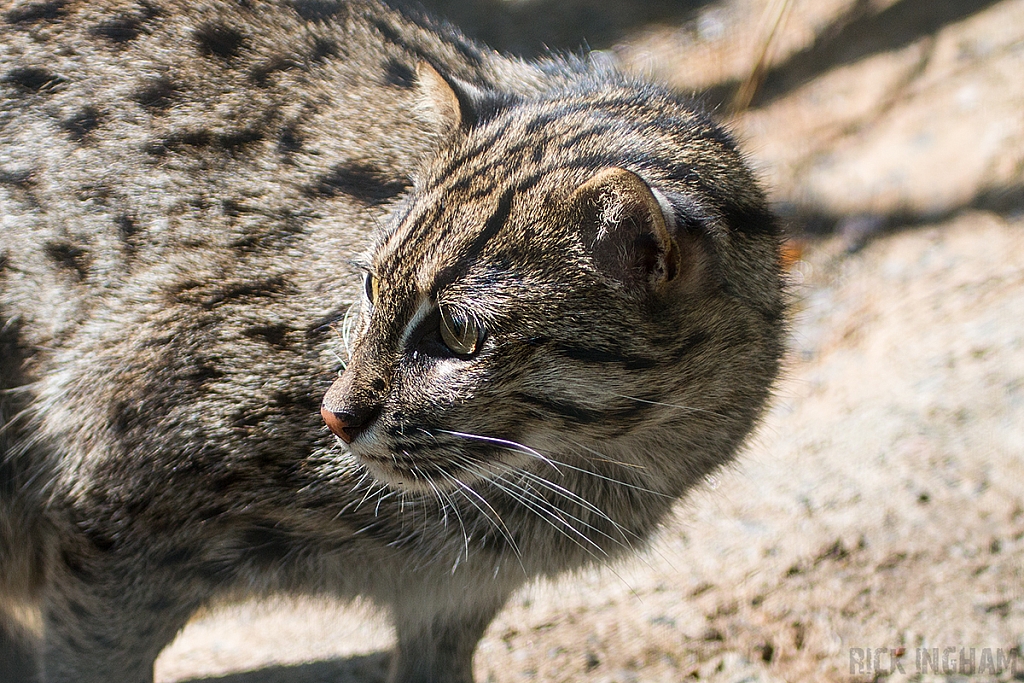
[414,61,484,135]
[571,167,688,293]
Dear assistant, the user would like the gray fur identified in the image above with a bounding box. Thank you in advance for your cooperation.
[0,1,786,681]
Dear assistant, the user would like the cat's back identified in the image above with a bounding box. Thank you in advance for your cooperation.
[0,0,512,351]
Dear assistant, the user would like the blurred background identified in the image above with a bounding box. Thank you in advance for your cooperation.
[415,0,1024,239]
[160,2,1024,681]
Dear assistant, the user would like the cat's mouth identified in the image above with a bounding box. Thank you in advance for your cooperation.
[347,433,529,493]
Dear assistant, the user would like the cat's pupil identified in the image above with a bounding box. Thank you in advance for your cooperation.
[364,273,377,304]
[439,306,482,356]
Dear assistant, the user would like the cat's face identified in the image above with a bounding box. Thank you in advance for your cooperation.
[321,86,782,493]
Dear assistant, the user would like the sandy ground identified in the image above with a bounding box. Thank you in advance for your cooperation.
[155,1,1024,681]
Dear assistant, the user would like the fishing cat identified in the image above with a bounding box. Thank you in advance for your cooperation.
[0,0,786,681]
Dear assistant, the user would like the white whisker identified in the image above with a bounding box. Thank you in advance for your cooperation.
[436,429,562,474]
[513,469,636,548]
[440,468,521,559]
[455,457,607,559]
[425,475,470,562]
[559,439,668,497]
[611,393,729,420]
[437,430,649,545]
[339,300,360,361]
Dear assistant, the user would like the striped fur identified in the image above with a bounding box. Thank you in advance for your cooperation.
[0,1,785,681]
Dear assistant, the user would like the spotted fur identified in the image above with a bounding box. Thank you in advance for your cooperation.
[0,1,785,681]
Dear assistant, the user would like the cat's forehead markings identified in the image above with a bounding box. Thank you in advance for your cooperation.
[426,187,517,296]
[380,195,443,262]
[416,251,445,293]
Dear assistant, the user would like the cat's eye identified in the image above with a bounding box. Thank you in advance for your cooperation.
[439,306,483,357]
[363,273,378,304]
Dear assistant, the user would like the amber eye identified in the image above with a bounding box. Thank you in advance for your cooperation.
[363,273,378,304]
[439,306,483,356]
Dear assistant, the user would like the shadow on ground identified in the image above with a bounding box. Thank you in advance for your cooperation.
[179,653,390,683]
[412,0,1003,89]
[410,0,710,55]
[701,0,1004,109]
[783,181,1024,250]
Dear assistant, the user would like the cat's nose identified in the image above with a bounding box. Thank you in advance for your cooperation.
[321,404,375,444]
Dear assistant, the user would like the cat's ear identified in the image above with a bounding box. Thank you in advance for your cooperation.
[414,61,482,134]
[572,167,686,292]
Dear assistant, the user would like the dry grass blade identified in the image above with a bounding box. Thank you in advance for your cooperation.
[731,0,794,114]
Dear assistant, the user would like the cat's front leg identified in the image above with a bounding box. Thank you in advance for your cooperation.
[388,592,508,683]
[39,546,203,683]
[0,619,38,683]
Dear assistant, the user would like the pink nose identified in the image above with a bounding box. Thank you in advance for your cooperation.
[321,405,361,443]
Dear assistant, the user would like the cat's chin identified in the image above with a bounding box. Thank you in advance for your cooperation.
[360,460,493,494]
[349,444,497,494]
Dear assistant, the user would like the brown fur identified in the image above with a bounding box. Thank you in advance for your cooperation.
[0,1,785,681]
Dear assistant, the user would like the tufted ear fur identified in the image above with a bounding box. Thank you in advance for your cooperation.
[571,167,686,293]
[414,61,481,134]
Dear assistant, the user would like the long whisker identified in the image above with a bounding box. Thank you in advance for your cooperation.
[374,487,400,516]
[511,465,626,531]
[437,427,664,498]
[422,472,449,528]
[440,468,522,559]
[437,430,654,538]
[436,429,562,474]
[492,459,664,580]
[356,478,385,511]
[339,300,361,361]
[497,475,619,551]
[326,342,347,372]
[425,475,470,563]
[455,457,608,558]
[611,393,729,420]
[459,451,638,549]
[559,439,669,498]
[513,469,636,548]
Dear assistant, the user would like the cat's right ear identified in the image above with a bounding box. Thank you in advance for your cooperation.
[414,61,482,135]
[571,167,696,295]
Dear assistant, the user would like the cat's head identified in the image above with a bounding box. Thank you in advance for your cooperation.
[322,63,785,494]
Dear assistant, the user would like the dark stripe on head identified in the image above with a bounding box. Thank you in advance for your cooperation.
[515,392,602,424]
[558,345,658,370]
[670,330,709,362]
[432,186,514,294]
[433,120,515,186]
[514,392,654,426]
